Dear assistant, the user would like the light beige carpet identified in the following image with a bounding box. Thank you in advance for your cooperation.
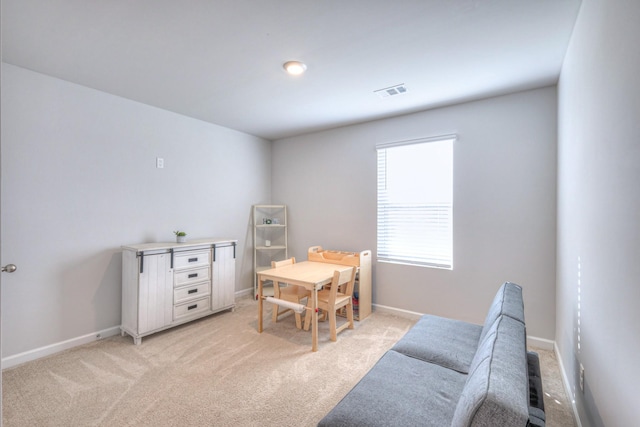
[2,296,575,426]
[534,348,578,427]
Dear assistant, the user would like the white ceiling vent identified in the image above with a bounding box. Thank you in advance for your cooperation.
[374,84,408,99]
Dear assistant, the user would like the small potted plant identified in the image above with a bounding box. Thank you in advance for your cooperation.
[174,230,187,243]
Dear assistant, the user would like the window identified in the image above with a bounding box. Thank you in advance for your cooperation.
[377,135,455,269]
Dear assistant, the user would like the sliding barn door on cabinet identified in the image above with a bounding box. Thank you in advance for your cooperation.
[122,250,174,340]
[211,242,236,311]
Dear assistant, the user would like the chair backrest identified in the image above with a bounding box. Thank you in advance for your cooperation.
[272,257,296,268]
[328,267,357,305]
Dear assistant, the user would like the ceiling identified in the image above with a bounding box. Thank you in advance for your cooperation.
[1,0,582,140]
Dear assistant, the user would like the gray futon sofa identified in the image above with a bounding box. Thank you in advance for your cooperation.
[318,282,546,427]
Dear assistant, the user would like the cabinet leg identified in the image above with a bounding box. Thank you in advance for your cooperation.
[134,337,142,345]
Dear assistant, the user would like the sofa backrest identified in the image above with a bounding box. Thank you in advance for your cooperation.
[479,282,525,344]
[451,315,529,427]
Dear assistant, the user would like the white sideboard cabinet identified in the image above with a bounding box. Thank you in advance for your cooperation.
[121,238,236,344]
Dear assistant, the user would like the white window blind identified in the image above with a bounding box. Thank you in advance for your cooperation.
[377,136,455,269]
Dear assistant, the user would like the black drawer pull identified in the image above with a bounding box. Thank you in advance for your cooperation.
[188,273,198,278]
[188,257,198,262]
[188,289,198,294]
[188,304,198,310]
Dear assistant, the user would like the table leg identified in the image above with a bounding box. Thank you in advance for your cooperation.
[312,287,318,352]
[258,276,263,333]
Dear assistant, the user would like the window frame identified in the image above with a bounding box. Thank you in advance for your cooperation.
[376,135,456,269]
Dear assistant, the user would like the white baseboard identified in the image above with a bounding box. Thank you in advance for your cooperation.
[527,336,555,351]
[555,345,583,427]
[236,287,254,299]
[1,326,121,370]
[372,303,423,321]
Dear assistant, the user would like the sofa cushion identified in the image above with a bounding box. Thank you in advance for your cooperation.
[391,314,482,374]
[318,350,467,427]
[451,315,529,427]
[479,282,525,343]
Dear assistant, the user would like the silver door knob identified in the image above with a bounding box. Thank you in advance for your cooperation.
[2,264,17,273]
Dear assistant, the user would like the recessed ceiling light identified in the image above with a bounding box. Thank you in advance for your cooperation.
[283,61,307,75]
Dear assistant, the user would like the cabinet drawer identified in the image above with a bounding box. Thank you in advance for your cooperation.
[174,282,211,304]
[174,297,211,321]
[174,250,210,269]
[174,266,210,287]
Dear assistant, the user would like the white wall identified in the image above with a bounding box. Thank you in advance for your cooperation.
[557,0,640,425]
[273,87,558,339]
[1,63,271,358]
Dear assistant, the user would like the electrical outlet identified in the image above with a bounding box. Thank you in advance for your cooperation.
[579,363,585,392]
[156,157,164,169]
